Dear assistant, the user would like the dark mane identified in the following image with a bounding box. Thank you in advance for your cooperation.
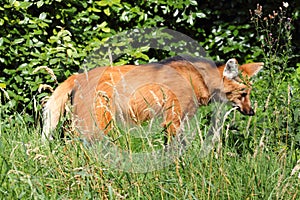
[159,55,225,67]
[215,61,225,67]
[158,56,188,64]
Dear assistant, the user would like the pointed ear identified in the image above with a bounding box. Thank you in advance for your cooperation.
[239,62,264,77]
[223,58,239,79]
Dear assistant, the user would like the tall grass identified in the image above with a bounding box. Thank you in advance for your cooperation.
[0,105,299,199]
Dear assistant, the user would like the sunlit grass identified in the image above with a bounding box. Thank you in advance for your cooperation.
[0,107,299,199]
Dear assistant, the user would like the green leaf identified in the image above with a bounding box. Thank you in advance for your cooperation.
[233,29,239,36]
[104,8,110,16]
[102,27,110,33]
[19,1,32,9]
[91,7,102,12]
[13,38,24,44]
[12,0,19,7]
[0,18,4,26]
[195,12,206,18]
[67,49,73,57]
[98,21,108,28]
[14,76,23,83]
[36,0,44,8]
[39,12,47,20]
[95,1,108,7]
[63,36,71,42]
[190,0,198,5]
[0,83,6,89]
[50,58,59,65]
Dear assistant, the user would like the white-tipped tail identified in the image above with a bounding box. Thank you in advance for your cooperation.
[42,74,77,140]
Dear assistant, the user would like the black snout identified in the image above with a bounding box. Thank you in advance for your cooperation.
[248,108,255,116]
[237,107,255,116]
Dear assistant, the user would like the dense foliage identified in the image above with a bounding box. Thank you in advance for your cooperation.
[0,0,300,198]
[1,0,299,116]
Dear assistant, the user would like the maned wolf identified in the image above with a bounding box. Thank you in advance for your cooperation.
[42,56,263,141]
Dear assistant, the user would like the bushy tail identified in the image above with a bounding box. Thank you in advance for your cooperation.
[42,74,77,140]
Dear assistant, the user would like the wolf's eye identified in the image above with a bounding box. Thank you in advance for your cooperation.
[241,92,247,97]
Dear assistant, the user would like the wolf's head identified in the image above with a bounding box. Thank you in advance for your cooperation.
[218,58,263,116]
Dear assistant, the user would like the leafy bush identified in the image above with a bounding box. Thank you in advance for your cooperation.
[1,0,298,115]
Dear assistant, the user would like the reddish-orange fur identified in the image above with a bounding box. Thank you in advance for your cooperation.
[42,57,263,141]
